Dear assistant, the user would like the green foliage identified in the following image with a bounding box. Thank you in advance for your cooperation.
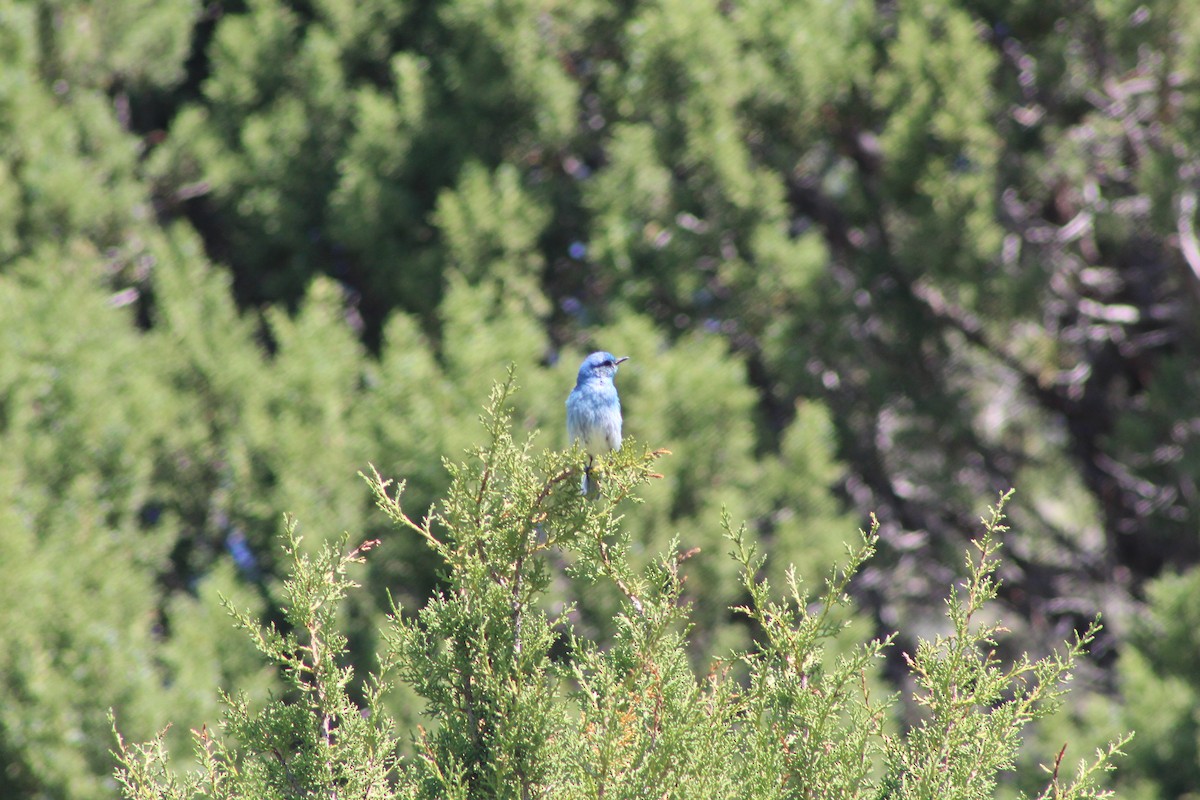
[877,0,1004,282]
[7,0,1200,796]
[0,239,273,797]
[146,0,594,316]
[880,497,1123,799]
[726,515,891,798]
[41,0,197,91]
[113,385,1125,799]
[1043,566,1200,800]
[113,522,400,800]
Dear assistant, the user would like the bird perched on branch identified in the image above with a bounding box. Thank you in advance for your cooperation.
[566,351,629,497]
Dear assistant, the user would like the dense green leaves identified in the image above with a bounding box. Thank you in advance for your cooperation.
[113,392,1124,799]
[4,0,1200,795]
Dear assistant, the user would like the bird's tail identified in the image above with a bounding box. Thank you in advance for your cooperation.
[581,463,601,499]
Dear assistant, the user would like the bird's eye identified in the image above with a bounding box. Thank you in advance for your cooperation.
[603,360,614,367]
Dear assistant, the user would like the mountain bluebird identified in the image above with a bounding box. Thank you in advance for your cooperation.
[566,351,629,497]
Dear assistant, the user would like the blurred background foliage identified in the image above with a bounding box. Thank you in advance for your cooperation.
[1,0,1199,796]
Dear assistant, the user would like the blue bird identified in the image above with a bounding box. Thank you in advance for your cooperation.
[566,351,629,496]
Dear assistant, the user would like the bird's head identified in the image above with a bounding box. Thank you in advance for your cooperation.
[577,351,629,383]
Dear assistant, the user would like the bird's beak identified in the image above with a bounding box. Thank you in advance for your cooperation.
[615,356,630,364]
